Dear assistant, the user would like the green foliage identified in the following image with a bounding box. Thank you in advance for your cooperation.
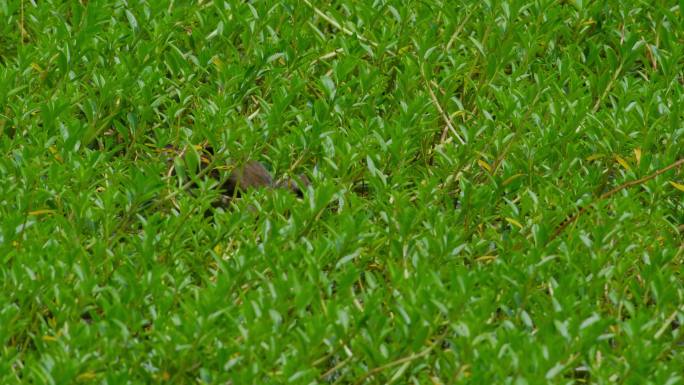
[1,0,683,383]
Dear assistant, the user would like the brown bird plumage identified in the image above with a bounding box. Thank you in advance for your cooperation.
[223,160,274,195]
[163,145,310,202]
[222,160,310,197]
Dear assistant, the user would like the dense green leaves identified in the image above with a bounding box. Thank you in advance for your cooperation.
[1,0,683,384]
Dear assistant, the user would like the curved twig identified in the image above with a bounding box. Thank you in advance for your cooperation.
[550,157,684,242]
[353,334,445,385]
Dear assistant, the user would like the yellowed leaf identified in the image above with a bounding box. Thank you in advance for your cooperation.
[477,159,492,173]
[211,56,223,69]
[505,217,523,229]
[669,181,684,192]
[502,173,524,186]
[47,146,63,162]
[634,148,641,166]
[76,372,97,382]
[42,335,57,342]
[615,155,632,172]
[29,209,55,216]
[368,263,383,270]
[586,154,604,161]
[475,255,497,262]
